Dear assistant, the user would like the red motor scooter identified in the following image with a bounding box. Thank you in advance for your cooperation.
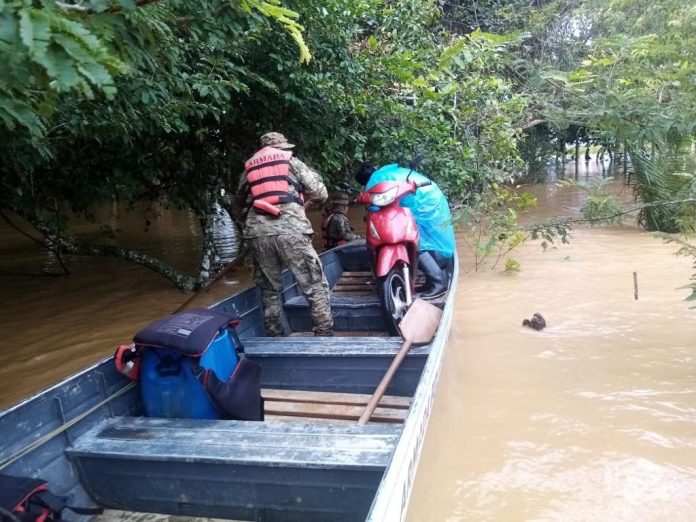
[356,158,431,334]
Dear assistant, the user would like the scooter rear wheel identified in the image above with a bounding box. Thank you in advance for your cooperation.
[380,266,409,335]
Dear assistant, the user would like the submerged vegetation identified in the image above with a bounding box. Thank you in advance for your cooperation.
[0,0,694,288]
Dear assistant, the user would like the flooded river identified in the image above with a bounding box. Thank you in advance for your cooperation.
[408,162,696,521]
[2,160,696,520]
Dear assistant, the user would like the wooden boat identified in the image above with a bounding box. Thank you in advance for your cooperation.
[0,242,457,522]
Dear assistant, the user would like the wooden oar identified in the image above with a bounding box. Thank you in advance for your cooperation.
[358,298,443,425]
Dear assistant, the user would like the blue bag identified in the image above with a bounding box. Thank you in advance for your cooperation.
[123,308,263,421]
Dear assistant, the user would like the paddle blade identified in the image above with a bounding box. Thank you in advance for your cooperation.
[398,298,442,345]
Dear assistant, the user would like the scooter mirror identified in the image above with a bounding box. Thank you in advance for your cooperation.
[356,192,372,205]
[408,154,424,171]
[406,153,424,182]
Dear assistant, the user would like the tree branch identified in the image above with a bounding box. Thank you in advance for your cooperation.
[527,198,696,231]
[4,203,200,290]
[0,209,46,248]
[56,0,162,14]
[518,118,546,130]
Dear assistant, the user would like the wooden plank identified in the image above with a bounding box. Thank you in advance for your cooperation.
[264,414,398,425]
[286,331,394,339]
[334,283,374,289]
[264,401,406,423]
[333,284,375,291]
[341,271,373,277]
[262,389,411,409]
[264,414,357,425]
[94,509,242,522]
[333,288,374,294]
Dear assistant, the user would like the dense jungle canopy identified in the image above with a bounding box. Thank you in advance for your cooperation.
[1,0,695,289]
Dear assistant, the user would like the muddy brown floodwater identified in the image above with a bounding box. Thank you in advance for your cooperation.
[407,162,696,521]
[2,160,696,522]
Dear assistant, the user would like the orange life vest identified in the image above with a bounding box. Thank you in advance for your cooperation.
[321,209,346,250]
[244,146,304,216]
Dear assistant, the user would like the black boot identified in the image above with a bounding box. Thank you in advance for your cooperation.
[417,251,447,299]
[431,251,455,287]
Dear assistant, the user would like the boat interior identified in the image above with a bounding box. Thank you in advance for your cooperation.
[0,243,448,522]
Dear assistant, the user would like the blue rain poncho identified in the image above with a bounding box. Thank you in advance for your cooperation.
[366,164,455,258]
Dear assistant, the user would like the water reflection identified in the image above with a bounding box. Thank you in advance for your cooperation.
[0,201,244,408]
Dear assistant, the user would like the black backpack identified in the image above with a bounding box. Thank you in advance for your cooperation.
[0,474,102,522]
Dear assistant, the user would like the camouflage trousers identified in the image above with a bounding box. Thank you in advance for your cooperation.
[248,234,333,336]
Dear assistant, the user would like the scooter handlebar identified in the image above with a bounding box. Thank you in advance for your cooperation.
[416,180,432,188]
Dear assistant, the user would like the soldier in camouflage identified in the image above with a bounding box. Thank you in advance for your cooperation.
[238,132,333,336]
[321,192,363,250]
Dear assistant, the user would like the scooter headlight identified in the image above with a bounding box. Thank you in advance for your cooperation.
[369,221,381,240]
[369,186,398,207]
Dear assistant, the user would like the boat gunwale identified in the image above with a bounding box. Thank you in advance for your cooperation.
[366,252,459,522]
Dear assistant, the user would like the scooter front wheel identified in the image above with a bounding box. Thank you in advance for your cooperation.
[380,267,409,335]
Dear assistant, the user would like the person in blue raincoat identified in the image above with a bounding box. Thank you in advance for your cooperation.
[355,163,455,298]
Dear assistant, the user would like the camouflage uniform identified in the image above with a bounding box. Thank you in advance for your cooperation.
[323,192,362,249]
[238,132,333,336]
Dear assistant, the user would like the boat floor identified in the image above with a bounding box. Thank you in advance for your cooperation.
[94,510,241,522]
[262,388,410,424]
[289,330,389,337]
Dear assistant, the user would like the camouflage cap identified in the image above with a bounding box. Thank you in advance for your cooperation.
[260,132,295,149]
[330,191,350,205]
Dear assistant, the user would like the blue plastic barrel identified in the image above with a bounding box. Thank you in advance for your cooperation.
[140,328,239,419]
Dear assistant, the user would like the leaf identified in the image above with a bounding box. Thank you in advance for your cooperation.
[117,0,137,11]
[78,62,114,87]
[18,10,32,51]
[44,44,79,87]
[91,0,109,12]
[0,12,17,43]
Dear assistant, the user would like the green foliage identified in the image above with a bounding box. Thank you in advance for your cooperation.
[3,0,692,290]
[239,0,529,198]
[506,0,696,232]
[658,234,696,307]
[630,144,696,232]
[0,0,531,288]
[459,185,537,270]
[504,257,521,273]
[0,0,309,136]
[557,177,624,225]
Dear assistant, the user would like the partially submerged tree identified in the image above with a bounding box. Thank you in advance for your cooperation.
[1,0,529,289]
[1,0,310,289]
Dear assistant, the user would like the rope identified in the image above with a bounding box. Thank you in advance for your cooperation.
[0,382,136,472]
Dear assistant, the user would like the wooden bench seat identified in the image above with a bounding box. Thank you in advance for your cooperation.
[245,337,429,397]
